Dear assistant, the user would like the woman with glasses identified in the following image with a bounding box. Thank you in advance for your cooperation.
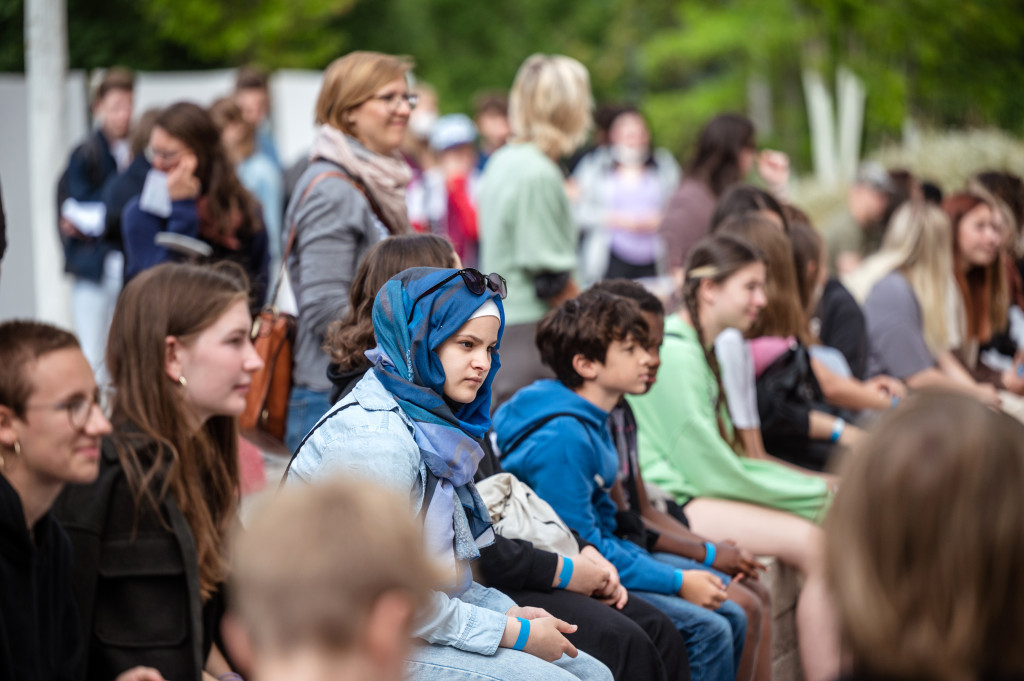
[121,102,270,310]
[53,262,263,681]
[284,50,415,454]
[0,321,113,681]
[286,266,612,681]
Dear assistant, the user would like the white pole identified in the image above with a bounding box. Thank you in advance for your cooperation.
[802,68,840,187]
[836,66,866,183]
[25,0,71,325]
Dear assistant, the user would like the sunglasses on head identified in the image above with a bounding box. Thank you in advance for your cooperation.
[408,268,507,321]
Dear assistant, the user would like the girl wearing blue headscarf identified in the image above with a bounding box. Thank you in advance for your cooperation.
[286,267,612,681]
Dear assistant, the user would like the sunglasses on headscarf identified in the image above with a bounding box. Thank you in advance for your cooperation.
[408,268,508,321]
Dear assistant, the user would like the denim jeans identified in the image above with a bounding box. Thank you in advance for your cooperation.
[632,552,746,681]
[70,251,123,384]
[407,643,614,681]
[284,385,332,454]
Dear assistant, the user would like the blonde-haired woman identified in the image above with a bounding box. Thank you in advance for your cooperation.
[285,50,415,452]
[478,53,592,408]
[826,391,1024,681]
[844,201,1000,406]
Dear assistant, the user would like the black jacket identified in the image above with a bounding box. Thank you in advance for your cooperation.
[58,129,121,281]
[52,439,220,681]
[0,474,82,681]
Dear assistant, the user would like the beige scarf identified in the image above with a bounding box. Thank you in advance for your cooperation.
[310,125,412,234]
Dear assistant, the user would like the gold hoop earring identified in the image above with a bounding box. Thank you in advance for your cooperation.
[178,376,188,388]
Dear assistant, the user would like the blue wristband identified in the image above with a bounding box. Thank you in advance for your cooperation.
[556,556,574,589]
[513,617,530,651]
[672,569,684,593]
[702,541,717,567]
[830,418,845,443]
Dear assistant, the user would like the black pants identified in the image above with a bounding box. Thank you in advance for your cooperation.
[605,252,658,280]
[501,587,690,681]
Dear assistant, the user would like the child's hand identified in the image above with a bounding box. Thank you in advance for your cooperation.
[713,541,768,579]
[501,614,579,661]
[559,553,610,597]
[679,570,727,610]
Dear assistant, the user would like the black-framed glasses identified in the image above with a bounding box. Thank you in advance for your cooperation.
[25,388,108,430]
[408,268,507,321]
[372,92,419,112]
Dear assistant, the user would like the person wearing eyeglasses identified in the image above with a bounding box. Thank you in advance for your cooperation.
[53,262,263,681]
[0,321,113,681]
[286,266,613,681]
[283,50,417,454]
[120,102,271,311]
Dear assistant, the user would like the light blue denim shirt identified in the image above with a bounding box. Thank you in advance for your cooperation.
[286,370,513,654]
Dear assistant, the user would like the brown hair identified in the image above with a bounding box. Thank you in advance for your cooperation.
[944,192,1008,345]
[326,234,458,371]
[315,51,414,135]
[0,321,80,418]
[130,108,162,157]
[230,476,439,653]
[209,96,255,160]
[787,217,825,313]
[235,65,269,92]
[715,213,812,344]
[94,66,134,104]
[682,234,766,451]
[536,290,649,390]
[155,102,263,246]
[827,391,1024,681]
[106,262,250,600]
[686,114,755,198]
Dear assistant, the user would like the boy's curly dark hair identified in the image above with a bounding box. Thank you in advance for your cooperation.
[536,290,649,389]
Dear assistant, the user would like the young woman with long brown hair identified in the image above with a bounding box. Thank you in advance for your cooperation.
[54,262,263,681]
[629,234,839,681]
[121,102,270,308]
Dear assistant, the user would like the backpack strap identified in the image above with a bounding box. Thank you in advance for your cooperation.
[279,401,358,487]
[499,412,586,459]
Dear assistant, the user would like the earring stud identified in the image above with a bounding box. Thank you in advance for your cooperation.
[178,375,188,388]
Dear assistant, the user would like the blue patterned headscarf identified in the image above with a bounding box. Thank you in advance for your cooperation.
[366,267,504,595]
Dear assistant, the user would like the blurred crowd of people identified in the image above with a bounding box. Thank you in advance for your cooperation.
[3,48,1024,681]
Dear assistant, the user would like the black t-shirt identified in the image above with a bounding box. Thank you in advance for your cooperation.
[815,277,869,380]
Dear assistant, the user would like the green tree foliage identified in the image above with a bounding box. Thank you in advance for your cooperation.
[2,0,1021,169]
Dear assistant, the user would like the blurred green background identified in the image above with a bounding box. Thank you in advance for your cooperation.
[3,0,1022,173]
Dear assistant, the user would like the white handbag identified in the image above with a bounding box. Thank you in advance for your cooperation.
[475,472,579,557]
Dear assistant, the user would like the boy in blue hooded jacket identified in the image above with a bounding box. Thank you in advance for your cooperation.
[494,290,747,681]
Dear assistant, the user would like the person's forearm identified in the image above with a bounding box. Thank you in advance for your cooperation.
[808,410,860,445]
[936,351,978,386]
[811,358,889,411]
[641,505,707,560]
[548,279,579,308]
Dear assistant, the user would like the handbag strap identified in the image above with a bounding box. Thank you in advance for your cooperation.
[271,166,382,306]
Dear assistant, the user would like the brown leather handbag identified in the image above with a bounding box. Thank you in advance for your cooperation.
[240,168,355,443]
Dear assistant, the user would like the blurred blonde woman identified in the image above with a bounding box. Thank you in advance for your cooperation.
[827,391,1024,681]
[478,53,593,409]
[844,200,1000,406]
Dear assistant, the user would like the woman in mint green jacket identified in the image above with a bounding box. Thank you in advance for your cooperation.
[628,235,838,681]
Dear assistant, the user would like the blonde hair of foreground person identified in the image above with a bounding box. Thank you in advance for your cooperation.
[508,53,592,159]
[826,391,1024,681]
[226,476,442,681]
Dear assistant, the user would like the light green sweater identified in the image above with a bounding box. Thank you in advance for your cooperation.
[628,315,831,523]
[478,143,578,326]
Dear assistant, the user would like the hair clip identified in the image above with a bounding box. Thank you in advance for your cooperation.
[686,265,719,280]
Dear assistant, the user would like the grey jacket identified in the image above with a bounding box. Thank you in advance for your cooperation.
[284,159,387,391]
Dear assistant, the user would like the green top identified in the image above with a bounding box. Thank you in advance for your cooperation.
[628,315,831,523]
[478,143,578,325]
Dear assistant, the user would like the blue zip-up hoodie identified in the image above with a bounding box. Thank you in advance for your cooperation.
[494,379,680,595]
